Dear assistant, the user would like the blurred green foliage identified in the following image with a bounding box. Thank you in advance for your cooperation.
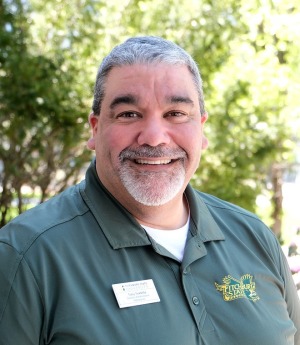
[1,0,299,231]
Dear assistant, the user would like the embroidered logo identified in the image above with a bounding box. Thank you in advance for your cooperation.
[215,274,259,302]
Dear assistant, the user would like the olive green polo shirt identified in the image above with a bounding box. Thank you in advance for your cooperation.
[0,161,299,345]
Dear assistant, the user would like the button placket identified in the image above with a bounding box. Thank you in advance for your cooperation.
[181,266,205,331]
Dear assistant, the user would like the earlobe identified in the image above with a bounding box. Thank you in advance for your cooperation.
[202,136,209,150]
[87,138,96,150]
[201,113,208,149]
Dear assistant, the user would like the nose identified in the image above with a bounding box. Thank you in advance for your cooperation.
[137,118,171,147]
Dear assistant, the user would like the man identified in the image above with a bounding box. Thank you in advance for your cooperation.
[0,36,299,345]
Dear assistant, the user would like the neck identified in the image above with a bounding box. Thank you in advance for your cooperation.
[132,194,189,230]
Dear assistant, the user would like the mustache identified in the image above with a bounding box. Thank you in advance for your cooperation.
[119,146,187,161]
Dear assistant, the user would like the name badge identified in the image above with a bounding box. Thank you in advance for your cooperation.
[112,279,160,308]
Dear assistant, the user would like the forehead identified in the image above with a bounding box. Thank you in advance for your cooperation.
[103,63,198,101]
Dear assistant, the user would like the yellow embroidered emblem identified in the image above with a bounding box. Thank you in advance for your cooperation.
[215,274,259,302]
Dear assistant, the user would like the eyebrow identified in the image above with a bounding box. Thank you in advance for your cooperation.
[109,94,138,109]
[167,96,194,105]
[109,94,195,110]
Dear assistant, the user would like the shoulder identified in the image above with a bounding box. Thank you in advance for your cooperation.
[196,191,260,220]
[190,189,285,271]
[193,189,278,242]
[0,182,89,255]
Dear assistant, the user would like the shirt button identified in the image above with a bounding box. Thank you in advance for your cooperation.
[183,267,190,275]
[192,296,200,305]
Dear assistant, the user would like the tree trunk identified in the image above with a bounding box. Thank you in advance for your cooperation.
[271,163,283,238]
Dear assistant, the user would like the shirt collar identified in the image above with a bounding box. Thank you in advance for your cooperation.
[80,160,224,250]
[185,185,225,242]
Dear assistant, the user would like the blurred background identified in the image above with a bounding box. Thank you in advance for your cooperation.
[0,0,299,254]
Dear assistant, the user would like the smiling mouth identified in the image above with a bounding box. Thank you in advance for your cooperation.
[120,147,187,166]
[134,159,172,165]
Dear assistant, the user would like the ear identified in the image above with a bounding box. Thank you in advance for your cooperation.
[201,112,208,124]
[201,113,209,150]
[87,113,99,150]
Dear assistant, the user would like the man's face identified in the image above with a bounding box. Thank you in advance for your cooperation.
[88,63,208,207]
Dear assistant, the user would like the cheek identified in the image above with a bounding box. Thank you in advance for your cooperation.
[180,129,205,174]
[177,125,203,155]
[97,127,132,159]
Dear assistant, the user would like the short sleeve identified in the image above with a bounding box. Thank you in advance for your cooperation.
[0,243,43,345]
[277,241,300,344]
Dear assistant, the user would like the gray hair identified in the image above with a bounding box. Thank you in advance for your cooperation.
[92,36,206,116]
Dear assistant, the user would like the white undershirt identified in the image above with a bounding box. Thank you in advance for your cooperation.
[142,218,190,262]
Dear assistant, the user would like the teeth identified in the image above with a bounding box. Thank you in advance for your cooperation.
[135,159,171,165]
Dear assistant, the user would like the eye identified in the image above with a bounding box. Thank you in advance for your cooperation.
[165,111,189,122]
[167,111,184,117]
[117,111,140,119]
